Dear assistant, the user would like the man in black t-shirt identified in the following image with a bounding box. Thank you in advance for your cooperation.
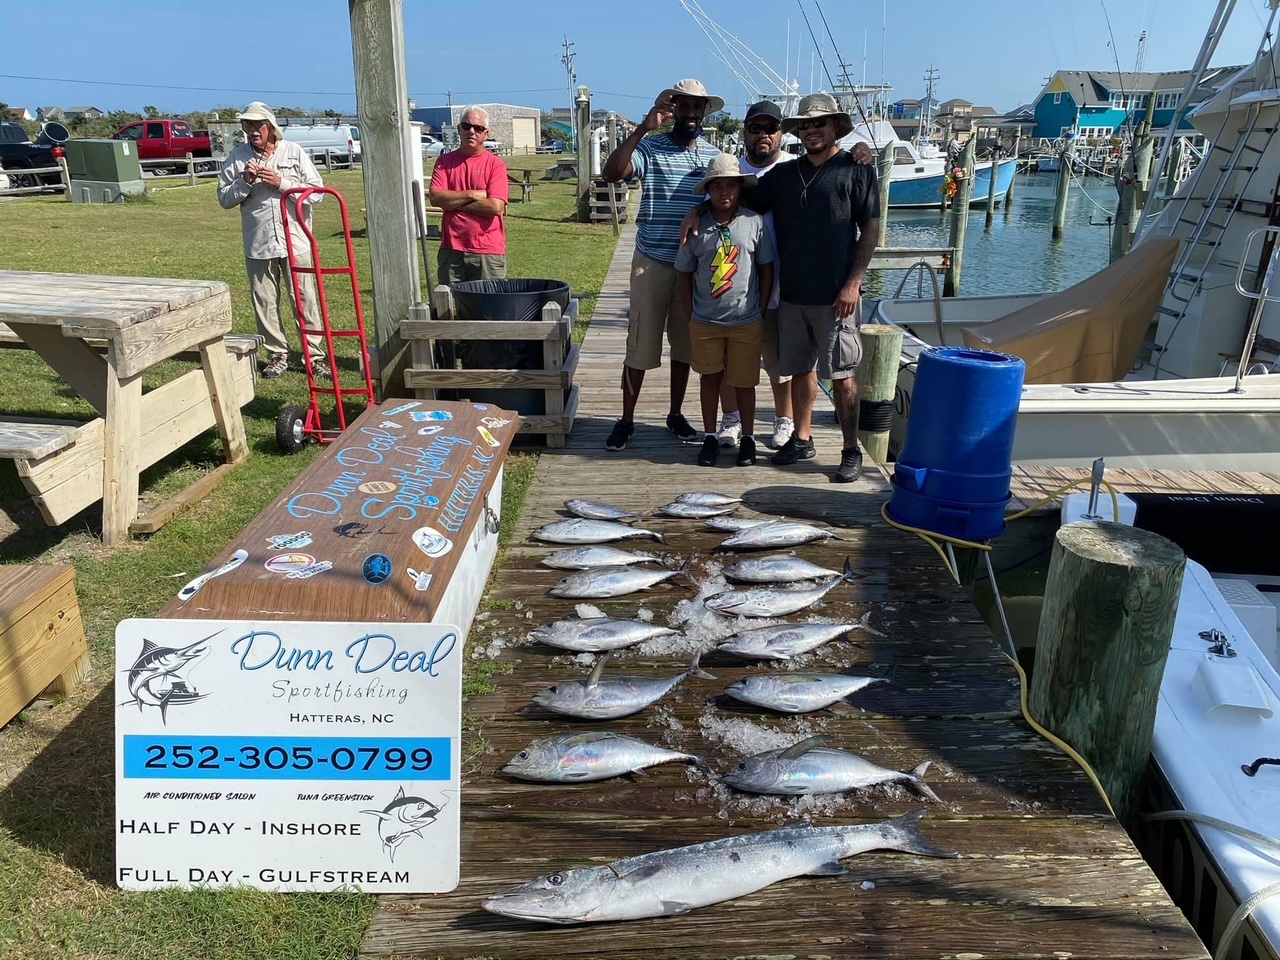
[747,92,881,483]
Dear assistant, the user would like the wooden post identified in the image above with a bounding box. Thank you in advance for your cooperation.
[876,142,893,246]
[854,323,903,464]
[1051,137,1076,241]
[575,86,592,222]
[350,0,420,399]
[186,152,196,187]
[984,146,1000,229]
[943,138,974,297]
[57,155,70,198]
[1111,135,1154,261]
[1030,521,1185,826]
[1004,132,1020,211]
[1163,136,1184,199]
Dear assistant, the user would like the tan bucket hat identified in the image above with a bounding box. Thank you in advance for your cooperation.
[693,153,757,195]
[782,92,853,139]
[656,79,725,115]
[236,101,285,142]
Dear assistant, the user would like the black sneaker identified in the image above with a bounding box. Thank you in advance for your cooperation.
[736,434,757,466]
[666,412,698,441]
[605,419,634,451]
[832,447,863,483]
[697,435,719,466]
[771,435,816,465]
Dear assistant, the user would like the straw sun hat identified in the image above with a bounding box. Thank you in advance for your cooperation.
[655,79,725,114]
[693,153,757,195]
[781,92,853,139]
[236,101,285,142]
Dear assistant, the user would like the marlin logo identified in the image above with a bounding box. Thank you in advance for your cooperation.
[361,787,452,862]
[710,238,739,298]
[121,631,220,724]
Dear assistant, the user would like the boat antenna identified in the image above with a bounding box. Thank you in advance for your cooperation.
[797,0,879,147]
[1099,0,1137,148]
[795,0,837,91]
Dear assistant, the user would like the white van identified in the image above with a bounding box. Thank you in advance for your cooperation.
[279,120,360,165]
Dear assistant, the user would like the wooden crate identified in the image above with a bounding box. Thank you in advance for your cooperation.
[588,180,631,222]
[402,286,581,448]
[0,564,89,727]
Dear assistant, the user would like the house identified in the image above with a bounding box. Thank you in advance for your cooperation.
[1031,67,1244,140]
[935,99,1000,142]
[36,106,63,122]
[410,103,541,152]
[64,106,105,121]
[15,107,34,121]
[892,98,923,121]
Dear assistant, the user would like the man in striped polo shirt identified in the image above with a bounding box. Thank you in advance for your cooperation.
[600,79,723,451]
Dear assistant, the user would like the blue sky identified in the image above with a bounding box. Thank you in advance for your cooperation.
[3,0,1271,120]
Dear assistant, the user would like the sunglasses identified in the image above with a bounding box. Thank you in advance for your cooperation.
[240,119,268,129]
[797,117,830,131]
[458,121,487,133]
[745,122,780,135]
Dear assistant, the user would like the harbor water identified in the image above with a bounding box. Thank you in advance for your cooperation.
[877,172,1120,297]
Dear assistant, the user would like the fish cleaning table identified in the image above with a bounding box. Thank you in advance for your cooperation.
[0,270,253,544]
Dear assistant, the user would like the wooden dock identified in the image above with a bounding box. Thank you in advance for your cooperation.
[1008,464,1280,514]
[358,222,1208,960]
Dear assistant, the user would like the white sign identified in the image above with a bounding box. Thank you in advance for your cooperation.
[115,618,461,893]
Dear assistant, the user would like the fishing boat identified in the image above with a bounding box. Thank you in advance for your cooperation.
[872,4,1280,472]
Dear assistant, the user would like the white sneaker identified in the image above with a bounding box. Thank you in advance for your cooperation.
[771,416,795,449]
[717,412,742,448]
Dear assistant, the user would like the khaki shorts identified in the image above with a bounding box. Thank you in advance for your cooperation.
[690,318,762,388]
[761,308,791,384]
[777,301,862,380]
[438,249,507,284]
[625,250,692,369]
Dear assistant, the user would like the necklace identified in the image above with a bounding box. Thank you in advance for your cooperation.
[796,159,824,208]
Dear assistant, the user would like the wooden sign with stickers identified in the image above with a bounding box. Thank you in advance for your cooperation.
[157,399,519,624]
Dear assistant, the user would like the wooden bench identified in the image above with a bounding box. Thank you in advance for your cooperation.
[507,169,536,203]
[0,564,89,727]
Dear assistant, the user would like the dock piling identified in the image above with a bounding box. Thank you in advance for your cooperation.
[854,323,904,464]
[877,142,893,247]
[1051,138,1076,241]
[1004,134,1020,212]
[985,146,1000,229]
[943,138,975,297]
[1030,520,1186,826]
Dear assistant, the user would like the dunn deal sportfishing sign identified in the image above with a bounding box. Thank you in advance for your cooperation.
[114,618,461,893]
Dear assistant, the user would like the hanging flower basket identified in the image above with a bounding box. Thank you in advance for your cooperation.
[941,166,966,198]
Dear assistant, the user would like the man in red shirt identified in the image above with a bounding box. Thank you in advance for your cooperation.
[428,105,510,282]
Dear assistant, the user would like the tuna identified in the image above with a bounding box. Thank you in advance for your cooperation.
[531,519,666,545]
[723,666,897,713]
[717,613,883,660]
[719,521,849,551]
[675,492,743,507]
[705,558,858,617]
[564,499,642,522]
[532,650,715,719]
[658,501,739,519]
[501,731,703,782]
[704,516,781,533]
[480,809,956,924]
[548,563,688,599]
[529,618,678,652]
[719,735,940,801]
[722,553,843,584]
[540,546,667,570]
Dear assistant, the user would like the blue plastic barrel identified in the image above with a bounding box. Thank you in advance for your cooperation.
[888,347,1026,541]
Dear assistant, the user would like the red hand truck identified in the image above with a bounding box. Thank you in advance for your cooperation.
[275,185,377,453]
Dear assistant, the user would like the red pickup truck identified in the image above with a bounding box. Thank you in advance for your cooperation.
[114,119,215,174]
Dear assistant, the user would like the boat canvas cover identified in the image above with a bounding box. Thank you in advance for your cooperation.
[958,238,1180,383]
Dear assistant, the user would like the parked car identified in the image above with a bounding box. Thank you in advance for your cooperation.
[277,120,359,166]
[484,138,503,152]
[541,139,564,154]
[0,120,68,189]
[421,134,445,158]
[114,119,215,174]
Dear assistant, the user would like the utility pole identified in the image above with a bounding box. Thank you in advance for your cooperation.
[560,36,577,150]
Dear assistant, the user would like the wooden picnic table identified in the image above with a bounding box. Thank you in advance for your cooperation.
[0,271,253,545]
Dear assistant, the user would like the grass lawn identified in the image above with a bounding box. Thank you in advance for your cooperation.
[0,156,616,959]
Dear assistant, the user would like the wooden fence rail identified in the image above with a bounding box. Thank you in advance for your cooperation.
[0,158,70,198]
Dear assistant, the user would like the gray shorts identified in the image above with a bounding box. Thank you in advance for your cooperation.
[777,301,862,380]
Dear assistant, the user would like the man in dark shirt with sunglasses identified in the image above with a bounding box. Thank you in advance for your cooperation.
[429,105,510,283]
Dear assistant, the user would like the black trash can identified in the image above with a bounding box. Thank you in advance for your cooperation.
[437,279,571,415]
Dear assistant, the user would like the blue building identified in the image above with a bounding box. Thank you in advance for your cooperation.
[1031,67,1244,141]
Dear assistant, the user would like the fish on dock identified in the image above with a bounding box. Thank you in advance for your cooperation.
[675,492,743,507]
[529,618,678,652]
[480,809,956,924]
[540,546,668,570]
[548,563,688,599]
[719,521,849,551]
[564,499,642,522]
[723,666,897,713]
[720,735,940,801]
[704,516,780,533]
[501,731,704,782]
[722,553,843,584]
[657,501,739,519]
[717,613,883,660]
[532,650,715,719]
[705,559,858,617]
[531,519,667,545]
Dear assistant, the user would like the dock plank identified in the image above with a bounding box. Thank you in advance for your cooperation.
[358,220,1209,959]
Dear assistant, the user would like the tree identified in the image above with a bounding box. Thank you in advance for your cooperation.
[0,103,18,122]
[143,105,160,119]
[716,116,741,137]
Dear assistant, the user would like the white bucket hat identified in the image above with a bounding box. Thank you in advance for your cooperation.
[782,92,853,140]
[656,79,725,115]
[236,101,285,142]
[693,153,757,195]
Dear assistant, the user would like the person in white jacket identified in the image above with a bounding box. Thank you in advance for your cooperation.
[218,101,329,380]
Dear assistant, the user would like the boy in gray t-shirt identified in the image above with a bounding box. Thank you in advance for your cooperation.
[675,154,775,467]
